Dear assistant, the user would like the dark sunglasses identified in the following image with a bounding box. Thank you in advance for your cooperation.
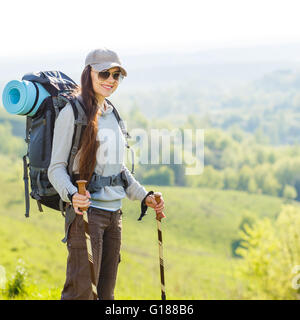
[95,70,124,81]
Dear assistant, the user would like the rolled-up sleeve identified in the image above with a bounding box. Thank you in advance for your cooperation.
[48,103,78,203]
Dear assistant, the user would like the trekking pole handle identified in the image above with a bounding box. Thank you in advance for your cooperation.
[154,192,165,220]
[154,193,161,203]
[76,180,88,211]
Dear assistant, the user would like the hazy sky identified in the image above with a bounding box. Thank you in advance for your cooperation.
[1,0,300,58]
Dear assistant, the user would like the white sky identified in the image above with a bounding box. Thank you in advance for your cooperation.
[1,0,300,58]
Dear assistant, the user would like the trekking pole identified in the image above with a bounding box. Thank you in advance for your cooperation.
[76,180,98,300]
[154,192,166,300]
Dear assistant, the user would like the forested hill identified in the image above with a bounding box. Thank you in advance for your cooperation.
[2,68,300,146]
[109,68,300,146]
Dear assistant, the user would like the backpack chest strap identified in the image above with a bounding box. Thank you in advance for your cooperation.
[72,170,129,193]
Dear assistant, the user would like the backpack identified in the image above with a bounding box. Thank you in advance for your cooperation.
[22,71,133,218]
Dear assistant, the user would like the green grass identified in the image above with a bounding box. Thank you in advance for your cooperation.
[0,159,293,300]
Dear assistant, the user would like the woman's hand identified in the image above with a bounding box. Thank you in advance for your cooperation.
[72,191,91,215]
[145,192,166,219]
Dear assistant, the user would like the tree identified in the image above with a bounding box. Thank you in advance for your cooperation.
[248,177,258,194]
[142,166,175,186]
[197,165,224,189]
[0,122,25,157]
[283,185,297,200]
[262,173,281,196]
[236,205,300,299]
[237,165,252,191]
[223,167,239,190]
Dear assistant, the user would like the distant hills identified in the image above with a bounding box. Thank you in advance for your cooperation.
[1,43,300,145]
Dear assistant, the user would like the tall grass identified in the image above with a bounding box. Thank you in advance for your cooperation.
[0,155,296,299]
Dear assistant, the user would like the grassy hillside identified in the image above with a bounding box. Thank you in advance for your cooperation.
[0,157,291,300]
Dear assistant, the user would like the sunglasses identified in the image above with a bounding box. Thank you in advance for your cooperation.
[92,69,124,81]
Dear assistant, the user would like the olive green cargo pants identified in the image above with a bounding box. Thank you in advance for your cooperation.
[61,206,122,300]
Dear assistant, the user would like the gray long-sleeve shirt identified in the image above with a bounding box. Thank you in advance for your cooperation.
[48,97,148,211]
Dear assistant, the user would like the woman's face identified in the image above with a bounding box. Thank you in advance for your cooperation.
[90,66,121,99]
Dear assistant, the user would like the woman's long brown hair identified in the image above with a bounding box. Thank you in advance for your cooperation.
[73,65,100,183]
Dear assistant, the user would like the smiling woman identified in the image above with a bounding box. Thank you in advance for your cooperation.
[76,48,128,181]
[90,67,123,104]
[47,47,165,300]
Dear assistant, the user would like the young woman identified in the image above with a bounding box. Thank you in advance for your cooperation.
[48,47,165,300]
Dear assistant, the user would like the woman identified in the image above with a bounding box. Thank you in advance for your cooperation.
[48,47,165,300]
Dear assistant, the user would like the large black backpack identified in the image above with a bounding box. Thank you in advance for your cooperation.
[22,71,133,218]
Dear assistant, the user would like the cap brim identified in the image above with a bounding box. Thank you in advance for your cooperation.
[91,62,127,77]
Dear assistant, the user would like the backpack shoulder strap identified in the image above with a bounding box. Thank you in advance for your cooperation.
[105,98,131,139]
[67,97,87,178]
[57,96,88,217]
[105,98,134,174]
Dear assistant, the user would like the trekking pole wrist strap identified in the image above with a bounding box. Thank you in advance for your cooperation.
[138,190,154,221]
[67,191,76,203]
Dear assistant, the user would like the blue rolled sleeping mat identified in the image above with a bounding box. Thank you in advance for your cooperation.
[2,80,50,117]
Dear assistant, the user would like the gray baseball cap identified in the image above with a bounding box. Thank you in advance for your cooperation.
[85,47,127,77]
